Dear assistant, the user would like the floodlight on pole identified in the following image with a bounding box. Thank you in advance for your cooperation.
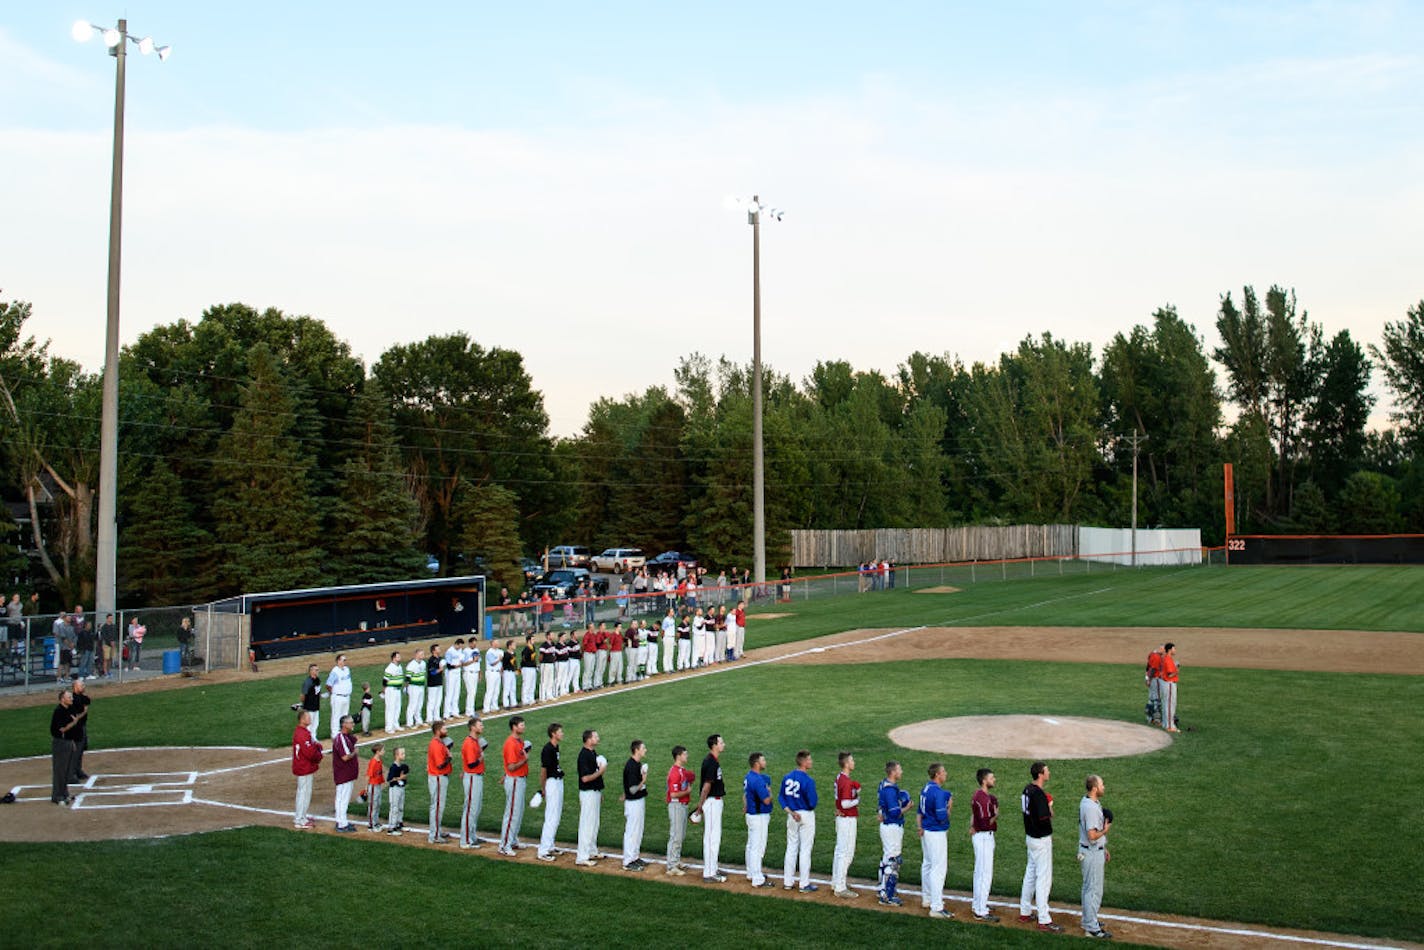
[728,195,783,593]
[73,16,169,632]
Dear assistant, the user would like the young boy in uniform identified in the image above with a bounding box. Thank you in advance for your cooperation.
[364,742,386,831]
[386,747,409,835]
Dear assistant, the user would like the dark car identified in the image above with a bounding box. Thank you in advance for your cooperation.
[645,550,699,574]
[520,558,542,584]
[532,569,610,599]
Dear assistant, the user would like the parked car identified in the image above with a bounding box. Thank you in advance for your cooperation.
[532,568,610,599]
[645,550,699,574]
[546,545,593,569]
[591,547,646,573]
[520,558,542,584]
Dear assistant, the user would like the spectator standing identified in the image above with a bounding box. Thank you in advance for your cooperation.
[53,613,72,681]
[622,739,649,871]
[177,616,195,666]
[74,613,95,680]
[124,615,145,671]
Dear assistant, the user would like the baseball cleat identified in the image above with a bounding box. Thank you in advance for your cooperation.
[929,909,954,919]
[536,853,556,862]
[1017,915,1034,923]
[974,912,1000,923]
[834,889,859,899]
[799,884,819,893]
[1037,922,1065,933]
[574,858,596,867]
[665,867,686,876]
[878,894,904,906]
[752,880,775,888]
[704,874,728,883]
[623,863,644,872]
[1086,929,1113,939]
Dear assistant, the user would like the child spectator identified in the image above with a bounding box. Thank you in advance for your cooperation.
[386,747,409,835]
[365,743,386,832]
[359,683,374,736]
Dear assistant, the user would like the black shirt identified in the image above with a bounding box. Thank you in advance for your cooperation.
[387,762,410,787]
[1022,783,1053,838]
[503,649,515,670]
[700,754,725,798]
[539,642,557,665]
[577,747,604,792]
[50,703,76,740]
[99,622,118,644]
[301,676,321,711]
[541,741,563,779]
[427,655,444,687]
[521,646,536,667]
[623,758,647,800]
[69,692,90,742]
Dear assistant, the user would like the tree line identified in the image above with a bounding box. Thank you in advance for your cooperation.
[0,288,1419,609]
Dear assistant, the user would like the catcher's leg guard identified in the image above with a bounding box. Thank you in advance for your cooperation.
[884,855,901,900]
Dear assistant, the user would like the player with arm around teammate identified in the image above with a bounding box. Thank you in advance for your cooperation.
[832,752,862,898]
[876,760,911,905]
[779,749,819,893]
[970,768,1001,922]
[743,751,774,887]
[917,762,954,919]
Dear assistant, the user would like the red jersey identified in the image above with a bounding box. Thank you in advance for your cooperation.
[667,764,694,803]
[462,734,486,775]
[733,607,746,627]
[1146,650,1164,680]
[609,630,624,651]
[834,773,862,817]
[596,630,610,650]
[971,788,998,832]
[291,726,323,776]
[365,756,385,787]
[581,631,598,654]
[503,734,529,777]
[427,737,452,776]
[1160,653,1179,683]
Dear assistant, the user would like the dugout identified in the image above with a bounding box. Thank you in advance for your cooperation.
[226,576,485,661]
[1226,534,1424,565]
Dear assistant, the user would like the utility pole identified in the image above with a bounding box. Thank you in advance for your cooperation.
[1125,432,1148,567]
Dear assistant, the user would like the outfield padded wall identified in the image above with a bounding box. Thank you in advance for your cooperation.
[1227,534,1424,565]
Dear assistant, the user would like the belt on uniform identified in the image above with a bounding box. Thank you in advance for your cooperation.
[973,829,995,834]
[1079,844,1104,850]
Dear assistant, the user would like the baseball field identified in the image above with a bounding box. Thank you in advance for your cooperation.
[3,564,1421,949]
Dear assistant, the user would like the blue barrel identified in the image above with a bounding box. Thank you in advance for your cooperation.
[43,636,57,670]
[484,615,494,641]
[162,648,181,674]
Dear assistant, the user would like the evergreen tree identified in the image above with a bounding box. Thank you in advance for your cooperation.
[327,382,426,584]
[211,345,325,594]
[119,460,213,604]
[1337,472,1402,534]
[1303,330,1373,496]
[454,481,525,595]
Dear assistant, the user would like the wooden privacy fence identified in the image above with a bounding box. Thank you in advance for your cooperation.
[790,525,1078,567]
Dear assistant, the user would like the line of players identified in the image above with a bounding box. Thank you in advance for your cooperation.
[365,605,751,739]
[297,709,1114,939]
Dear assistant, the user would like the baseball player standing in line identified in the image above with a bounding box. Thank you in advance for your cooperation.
[538,633,558,703]
[536,722,566,862]
[324,655,353,741]
[733,601,748,658]
[970,768,1001,922]
[332,715,359,832]
[483,641,503,714]
[291,709,323,830]
[743,751,774,887]
[500,640,519,708]
[621,739,650,871]
[1018,761,1063,932]
[461,638,481,716]
[1160,642,1180,732]
[779,749,819,893]
[381,652,404,734]
[426,719,453,844]
[424,644,446,725]
[459,716,486,849]
[520,637,538,706]
[1079,774,1113,939]
[593,624,611,687]
[499,716,531,855]
[608,624,625,686]
[385,746,409,835]
[876,760,910,906]
[575,729,608,866]
[832,752,862,898]
[692,733,729,883]
[580,626,598,691]
[299,664,322,740]
[404,649,427,729]
[443,640,464,720]
[364,742,386,832]
[1144,644,1164,726]
[561,631,579,695]
[917,762,953,919]
[660,608,676,673]
[665,745,694,876]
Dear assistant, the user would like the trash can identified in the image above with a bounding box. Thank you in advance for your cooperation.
[162,649,182,674]
[43,636,56,671]
[484,616,494,641]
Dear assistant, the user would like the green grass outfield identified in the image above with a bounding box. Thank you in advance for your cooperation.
[4,565,1422,944]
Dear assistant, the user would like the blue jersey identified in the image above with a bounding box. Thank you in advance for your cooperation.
[744,770,772,815]
[878,779,911,826]
[918,782,952,832]
[778,769,818,812]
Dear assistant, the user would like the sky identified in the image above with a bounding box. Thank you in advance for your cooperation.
[3,2,1421,436]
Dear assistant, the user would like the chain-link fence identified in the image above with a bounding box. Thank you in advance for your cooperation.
[486,546,1222,632]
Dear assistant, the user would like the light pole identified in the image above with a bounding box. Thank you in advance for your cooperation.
[73,19,170,621]
[730,196,782,592]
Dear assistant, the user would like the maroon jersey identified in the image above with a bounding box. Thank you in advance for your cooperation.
[834,772,862,818]
[971,788,998,832]
[332,732,359,785]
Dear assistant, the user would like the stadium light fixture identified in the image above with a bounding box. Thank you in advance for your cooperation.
[73,17,170,651]
[728,195,784,592]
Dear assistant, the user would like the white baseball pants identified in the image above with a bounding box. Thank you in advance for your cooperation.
[745,812,770,884]
[972,830,996,916]
[783,810,815,888]
[832,814,857,892]
[622,797,645,866]
[577,789,602,861]
[539,778,565,858]
[1020,834,1054,923]
[922,829,948,912]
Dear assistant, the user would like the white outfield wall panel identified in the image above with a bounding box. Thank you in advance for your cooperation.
[1078,527,1203,566]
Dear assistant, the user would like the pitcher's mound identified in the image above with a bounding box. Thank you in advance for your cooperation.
[889,715,1171,759]
[913,586,961,594]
